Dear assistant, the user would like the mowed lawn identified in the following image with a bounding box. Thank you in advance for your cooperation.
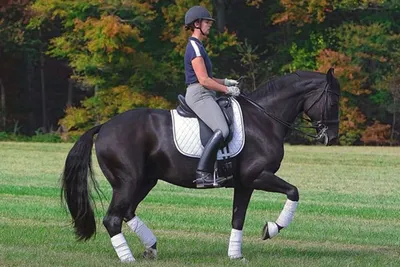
[0,142,399,267]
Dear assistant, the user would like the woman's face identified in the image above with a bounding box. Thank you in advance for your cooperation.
[197,19,213,35]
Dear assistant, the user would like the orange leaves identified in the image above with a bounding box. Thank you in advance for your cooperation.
[273,0,331,26]
[246,0,264,8]
[317,49,370,95]
[340,98,366,131]
[361,121,392,145]
[339,97,367,144]
[74,15,141,54]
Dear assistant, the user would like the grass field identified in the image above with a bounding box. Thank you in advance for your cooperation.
[0,142,399,267]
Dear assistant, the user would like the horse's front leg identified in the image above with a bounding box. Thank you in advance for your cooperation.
[250,170,299,239]
[229,185,253,260]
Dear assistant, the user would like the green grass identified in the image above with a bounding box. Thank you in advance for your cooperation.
[0,142,399,266]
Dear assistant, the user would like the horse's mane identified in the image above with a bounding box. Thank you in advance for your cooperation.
[249,71,329,99]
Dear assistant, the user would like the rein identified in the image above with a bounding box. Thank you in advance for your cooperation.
[238,93,328,141]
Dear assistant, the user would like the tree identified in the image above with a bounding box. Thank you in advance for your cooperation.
[0,78,5,130]
[0,0,39,132]
[212,0,264,33]
[274,0,400,144]
[387,73,400,144]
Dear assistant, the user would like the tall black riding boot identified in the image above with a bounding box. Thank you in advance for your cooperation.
[194,130,225,188]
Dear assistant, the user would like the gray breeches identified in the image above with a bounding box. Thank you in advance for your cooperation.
[185,83,229,139]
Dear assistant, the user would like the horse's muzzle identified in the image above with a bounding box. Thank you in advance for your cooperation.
[327,136,338,146]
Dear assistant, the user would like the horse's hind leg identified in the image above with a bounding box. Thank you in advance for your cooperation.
[103,185,137,262]
[124,179,158,259]
[99,154,144,262]
[250,170,299,240]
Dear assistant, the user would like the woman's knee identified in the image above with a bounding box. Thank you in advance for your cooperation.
[220,126,230,140]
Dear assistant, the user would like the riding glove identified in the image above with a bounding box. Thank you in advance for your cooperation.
[226,86,241,97]
[224,78,239,86]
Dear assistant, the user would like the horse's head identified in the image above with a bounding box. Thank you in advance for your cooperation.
[302,68,341,145]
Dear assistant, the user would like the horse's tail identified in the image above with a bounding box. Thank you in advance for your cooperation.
[61,124,103,241]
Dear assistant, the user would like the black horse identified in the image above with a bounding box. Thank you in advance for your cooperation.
[61,69,340,262]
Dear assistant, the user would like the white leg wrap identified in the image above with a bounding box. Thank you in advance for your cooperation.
[110,233,135,262]
[228,229,243,259]
[276,199,298,228]
[267,222,279,238]
[127,216,157,248]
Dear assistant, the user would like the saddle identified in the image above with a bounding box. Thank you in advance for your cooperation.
[176,94,234,146]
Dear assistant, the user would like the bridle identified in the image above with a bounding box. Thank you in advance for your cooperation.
[303,82,340,129]
[239,81,340,144]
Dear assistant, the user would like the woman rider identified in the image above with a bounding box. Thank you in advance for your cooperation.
[184,6,240,188]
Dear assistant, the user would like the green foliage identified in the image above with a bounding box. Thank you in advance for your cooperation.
[0,131,62,143]
[369,90,391,106]
[29,0,159,89]
[236,39,271,92]
[60,85,173,136]
[31,132,63,143]
[334,0,387,9]
[286,32,326,72]
[0,132,30,142]
[0,0,398,144]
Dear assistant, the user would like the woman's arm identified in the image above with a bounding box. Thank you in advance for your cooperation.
[212,78,225,85]
[192,57,228,93]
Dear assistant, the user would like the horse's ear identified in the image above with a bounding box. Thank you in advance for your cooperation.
[326,68,334,84]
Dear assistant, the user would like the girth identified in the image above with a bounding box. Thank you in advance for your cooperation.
[176,94,234,146]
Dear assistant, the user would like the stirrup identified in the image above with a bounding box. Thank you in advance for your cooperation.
[194,170,221,188]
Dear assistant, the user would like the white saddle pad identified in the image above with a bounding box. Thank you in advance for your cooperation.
[171,98,245,159]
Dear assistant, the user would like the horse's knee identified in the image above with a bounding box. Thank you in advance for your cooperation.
[287,186,299,201]
[103,215,123,237]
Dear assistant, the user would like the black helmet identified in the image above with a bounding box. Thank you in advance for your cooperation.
[184,6,215,26]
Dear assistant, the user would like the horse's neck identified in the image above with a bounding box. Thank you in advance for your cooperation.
[252,78,307,124]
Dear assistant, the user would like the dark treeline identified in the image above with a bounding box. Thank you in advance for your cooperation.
[0,0,399,145]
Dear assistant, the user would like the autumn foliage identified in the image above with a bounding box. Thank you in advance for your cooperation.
[361,121,392,145]
[0,0,399,145]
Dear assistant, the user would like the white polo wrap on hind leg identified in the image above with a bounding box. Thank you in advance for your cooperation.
[276,199,298,228]
[110,233,135,262]
[228,229,243,259]
[127,216,157,248]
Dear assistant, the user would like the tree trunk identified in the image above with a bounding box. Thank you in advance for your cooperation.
[40,45,48,133]
[213,0,226,33]
[390,98,396,146]
[67,78,73,107]
[26,52,36,134]
[0,78,6,131]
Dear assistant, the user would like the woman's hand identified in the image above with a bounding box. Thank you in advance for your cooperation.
[226,86,241,96]
[224,78,239,86]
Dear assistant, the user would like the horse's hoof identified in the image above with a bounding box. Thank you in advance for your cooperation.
[262,222,279,240]
[143,247,157,260]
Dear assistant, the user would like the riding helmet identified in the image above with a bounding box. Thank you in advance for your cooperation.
[184,6,215,26]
